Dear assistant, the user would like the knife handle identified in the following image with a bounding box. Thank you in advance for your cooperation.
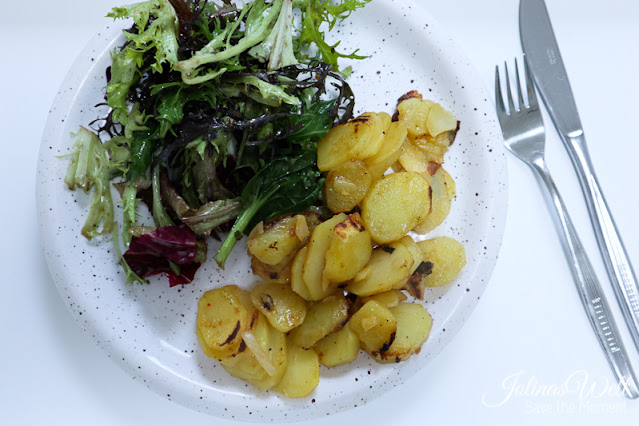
[563,133,639,354]
[531,158,639,399]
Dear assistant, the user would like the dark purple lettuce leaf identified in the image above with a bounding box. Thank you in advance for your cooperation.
[123,225,205,286]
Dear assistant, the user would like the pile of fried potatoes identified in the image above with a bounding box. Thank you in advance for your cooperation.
[196,91,468,397]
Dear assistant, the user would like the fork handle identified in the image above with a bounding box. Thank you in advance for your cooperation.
[531,158,639,399]
[564,133,639,354]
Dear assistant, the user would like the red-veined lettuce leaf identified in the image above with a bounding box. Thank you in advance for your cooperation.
[123,225,205,286]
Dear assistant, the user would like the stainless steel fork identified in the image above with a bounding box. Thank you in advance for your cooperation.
[495,57,639,399]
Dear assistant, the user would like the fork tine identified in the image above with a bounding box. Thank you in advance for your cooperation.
[495,66,506,115]
[514,58,525,109]
[523,56,539,109]
[504,61,516,113]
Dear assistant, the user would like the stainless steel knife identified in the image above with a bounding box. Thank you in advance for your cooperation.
[520,0,639,359]
[520,0,639,399]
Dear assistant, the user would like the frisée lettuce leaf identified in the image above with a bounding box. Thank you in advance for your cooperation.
[107,0,180,125]
[64,127,115,239]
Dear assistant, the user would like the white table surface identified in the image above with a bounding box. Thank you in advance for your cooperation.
[2,0,638,424]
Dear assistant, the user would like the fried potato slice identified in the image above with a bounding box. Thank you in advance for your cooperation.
[397,235,424,275]
[196,285,258,360]
[303,213,346,300]
[361,171,431,244]
[219,313,287,390]
[288,294,350,349]
[317,113,383,171]
[314,323,360,368]
[412,137,446,170]
[417,236,467,287]
[397,97,434,137]
[250,256,292,284]
[247,212,320,266]
[414,167,455,234]
[325,160,372,213]
[419,125,459,150]
[369,302,432,363]
[250,282,307,333]
[349,300,397,353]
[345,242,414,297]
[426,103,457,136]
[273,340,320,398]
[361,290,407,309]
[323,212,372,285]
[355,112,391,160]
[398,138,429,175]
[290,245,312,300]
[365,121,408,168]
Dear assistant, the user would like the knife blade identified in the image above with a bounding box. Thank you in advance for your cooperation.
[520,0,639,399]
[519,0,582,138]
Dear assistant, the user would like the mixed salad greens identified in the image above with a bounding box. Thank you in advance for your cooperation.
[64,0,371,285]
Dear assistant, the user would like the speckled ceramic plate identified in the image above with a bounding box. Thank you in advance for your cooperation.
[37,1,507,422]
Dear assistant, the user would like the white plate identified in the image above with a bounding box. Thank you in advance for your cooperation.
[37,1,507,422]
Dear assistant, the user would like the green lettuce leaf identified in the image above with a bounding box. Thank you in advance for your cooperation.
[120,182,139,246]
[249,0,299,70]
[228,75,300,106]
[64,127,115,239]
[214,148,323,268]
[107,0,180,124]
[298,0,371,71]
[176,0,283,84]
